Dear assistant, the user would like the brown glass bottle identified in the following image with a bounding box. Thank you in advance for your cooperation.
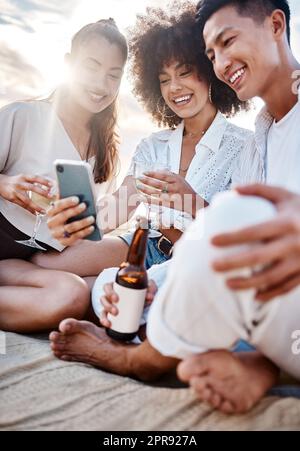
[106,220,149,341]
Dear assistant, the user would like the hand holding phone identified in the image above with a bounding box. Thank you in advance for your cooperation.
[49,160,102,244]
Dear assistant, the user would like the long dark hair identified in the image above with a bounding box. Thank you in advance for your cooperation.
[71,19,128,183]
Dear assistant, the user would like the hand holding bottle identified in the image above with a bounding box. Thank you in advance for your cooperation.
[100,280,158,328]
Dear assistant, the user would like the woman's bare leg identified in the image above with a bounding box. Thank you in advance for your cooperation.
[31,236,128,277]
[0,259,90,333]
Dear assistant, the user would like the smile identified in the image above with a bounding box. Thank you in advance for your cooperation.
[228,67,246,86]
[87,90,106,103]
[172,94,193,106]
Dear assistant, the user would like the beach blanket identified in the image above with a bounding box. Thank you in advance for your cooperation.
[0,331,300,431]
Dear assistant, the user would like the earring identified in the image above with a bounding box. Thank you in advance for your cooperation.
[208,84,213,104]
[156,96,177,119]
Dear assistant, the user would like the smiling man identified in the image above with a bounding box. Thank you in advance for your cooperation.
[167,0,300,412]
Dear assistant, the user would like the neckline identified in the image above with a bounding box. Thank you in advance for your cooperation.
[272,100,299,128]
[42,100,89,161]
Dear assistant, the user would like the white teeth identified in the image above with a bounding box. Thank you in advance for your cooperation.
[174,95,192,104]
[88,91,104,102]
[229,67,245,84]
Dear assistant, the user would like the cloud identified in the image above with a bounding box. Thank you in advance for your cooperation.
[0,42,43,104]
[0,0,79,32]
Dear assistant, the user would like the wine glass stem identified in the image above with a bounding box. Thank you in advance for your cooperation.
[31,214,43,242]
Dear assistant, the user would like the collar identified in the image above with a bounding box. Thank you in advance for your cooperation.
[198,111,228,154]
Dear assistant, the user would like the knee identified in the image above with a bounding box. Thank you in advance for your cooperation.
[48,274,90,322]
[206,191,277,237]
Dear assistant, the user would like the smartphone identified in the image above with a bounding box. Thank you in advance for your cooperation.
[54,159,102,241]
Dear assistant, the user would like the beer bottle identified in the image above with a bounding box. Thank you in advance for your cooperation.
[106,219,149,341]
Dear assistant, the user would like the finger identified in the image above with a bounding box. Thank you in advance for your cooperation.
[226,258,300,291]
[211,217,291,247]
[47,203,87,228]
[235,184,293,204]
[213,236,298,272]
[103,283,119,303]
[15,191,45,214]
[146,280,158,303]
[47,197,80,218]
[143,171,174,182]
[28,184,53,198]
[138,183,164,197]
[58,226,95,246]
[100,296,118,315]
[62,216,95,236]
[100,312,111,328]
[256,273,300,302]
[24,175,53,187]
[138,176,169,192]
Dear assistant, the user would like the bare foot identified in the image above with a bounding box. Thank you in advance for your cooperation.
[49,319,136,377]
[177,350,280,414]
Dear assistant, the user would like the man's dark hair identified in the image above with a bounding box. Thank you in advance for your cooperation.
[196,0,291,45]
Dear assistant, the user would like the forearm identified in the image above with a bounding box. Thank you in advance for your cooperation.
[126,339,179,382]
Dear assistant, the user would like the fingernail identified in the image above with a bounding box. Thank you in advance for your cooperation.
[79,203,86,210]
[88,216,95,223]
[72,197,80,204]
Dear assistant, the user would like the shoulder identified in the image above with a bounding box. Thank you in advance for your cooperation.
[141,127,175,146]
[0,100,46,121]
[221,122,253,152]
[224,121,253,142]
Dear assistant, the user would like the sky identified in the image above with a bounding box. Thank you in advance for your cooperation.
[0,0,300,178]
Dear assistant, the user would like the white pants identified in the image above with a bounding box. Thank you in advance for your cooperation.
[147,192,300,379]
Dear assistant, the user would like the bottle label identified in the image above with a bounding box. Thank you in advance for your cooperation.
[108,283,147,334]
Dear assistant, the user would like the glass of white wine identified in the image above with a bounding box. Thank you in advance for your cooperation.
[134,151,171,239]
[16,182,57,251]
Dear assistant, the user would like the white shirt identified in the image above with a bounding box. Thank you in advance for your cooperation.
[266,100,300,193]
[232,86,300,192]
[0,101,117,251]
[127,112,252,231]
[147,88,300,359]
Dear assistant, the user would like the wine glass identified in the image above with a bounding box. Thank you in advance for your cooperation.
[16,182,57,251]
[134,150,171,239]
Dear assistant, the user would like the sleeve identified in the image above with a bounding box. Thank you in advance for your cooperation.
[0,104,16,172]
[126,137,153,177]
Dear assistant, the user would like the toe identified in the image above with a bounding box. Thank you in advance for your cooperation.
[59,318,80,335]
[190,376,209,393]
[210,392,223,409]
[177,354,210,382]
[49,331,62,342]
[50,342,67,352]
[220,400,235,415]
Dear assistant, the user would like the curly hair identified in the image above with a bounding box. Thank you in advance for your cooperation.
[128,1,250,129]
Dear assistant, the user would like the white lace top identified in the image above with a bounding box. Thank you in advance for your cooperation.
[127,112,253,231]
